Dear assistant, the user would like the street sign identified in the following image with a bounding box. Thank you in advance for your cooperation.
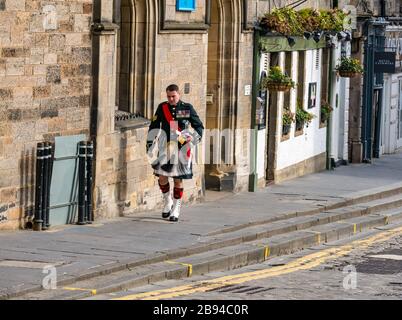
[374,51,396,73]
[176,0,196,11]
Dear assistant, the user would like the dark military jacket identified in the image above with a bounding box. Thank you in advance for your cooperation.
[147,100,204,147]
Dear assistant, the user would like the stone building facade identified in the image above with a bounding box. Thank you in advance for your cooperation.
[348,0,402,163]
[0,0,93,230]
[93,0,256,220]
[1,0,355,231]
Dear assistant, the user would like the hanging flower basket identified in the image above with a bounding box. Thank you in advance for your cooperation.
[266,82,293,92]
[261,67,296,93]
[295,102,315,130]
[335,58,364,78]
[338,70,360,78]
[320,100,333,123]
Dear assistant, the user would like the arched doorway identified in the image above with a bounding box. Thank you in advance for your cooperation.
[205,0,241,191]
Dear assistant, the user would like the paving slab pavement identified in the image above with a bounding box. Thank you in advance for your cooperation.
[0,151,402,298]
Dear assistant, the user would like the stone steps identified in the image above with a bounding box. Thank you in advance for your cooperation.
[12,191,402,300]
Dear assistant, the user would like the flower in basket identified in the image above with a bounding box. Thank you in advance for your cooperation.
[320,100,333,122]
[282,109,295,126]
[318,9,347,33]
[261,66,296,92]
[258,7,350,36]
[259,7,303,36]
[296,103,315,128]
[282,109,295,135]
[335,57,364,77]
[298,8,320,33]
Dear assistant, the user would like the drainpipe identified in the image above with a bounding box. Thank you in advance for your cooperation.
[362,21,375,162]
[362,18,389,162]
[380,0,386,17]
[373,29,386,158]
[249,29,261,192]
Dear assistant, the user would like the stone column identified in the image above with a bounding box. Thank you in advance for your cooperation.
[349,36,364,163]
[91,23,118,137]
[91,0,119,218]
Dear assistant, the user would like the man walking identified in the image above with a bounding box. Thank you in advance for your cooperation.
[146,84,204,222]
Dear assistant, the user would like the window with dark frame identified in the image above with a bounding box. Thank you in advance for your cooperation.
[282,52,292,137]
[320,48,330,125]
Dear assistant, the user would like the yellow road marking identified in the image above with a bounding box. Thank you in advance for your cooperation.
[264,246,270,260]
[165,261,193,277]
[113,226,402,300]
[256,244,271,261]
[63,287,97,295]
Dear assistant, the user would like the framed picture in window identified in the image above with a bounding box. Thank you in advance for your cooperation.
[176,0,196,12]
[308,83,317,109]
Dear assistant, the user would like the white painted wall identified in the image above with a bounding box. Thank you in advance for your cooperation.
[330,44,341,162]
[331,40,350,164]
[277,49,327,170]
[257,129,266,179]
[339,74,350,161]
[382,27,402,154]
[398,79,402,149]
[256,52,269,179]
[381,73,402,154]
[382,75,392,154]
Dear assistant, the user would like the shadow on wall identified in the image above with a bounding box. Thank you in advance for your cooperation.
[20,149,35,229]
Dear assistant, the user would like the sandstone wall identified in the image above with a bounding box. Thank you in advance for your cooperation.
[0,0,93,230]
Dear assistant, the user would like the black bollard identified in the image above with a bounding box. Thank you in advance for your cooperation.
[45,142,53,229]
[86,141,93,224]
[77,141,87,225]
[34,143,45,231]
[42,142,53,230]
[41,142,50,230]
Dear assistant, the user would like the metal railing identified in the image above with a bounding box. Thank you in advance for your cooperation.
[34,140,94,231]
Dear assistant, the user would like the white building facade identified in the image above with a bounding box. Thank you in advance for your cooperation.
[253,34,351,186]
[381,24,402,155]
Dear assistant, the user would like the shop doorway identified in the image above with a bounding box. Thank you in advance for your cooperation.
[205,0,239,191]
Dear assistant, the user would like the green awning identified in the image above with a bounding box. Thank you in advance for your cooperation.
[258,34,327,53]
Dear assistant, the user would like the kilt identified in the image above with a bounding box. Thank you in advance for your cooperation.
[149,137,194,180]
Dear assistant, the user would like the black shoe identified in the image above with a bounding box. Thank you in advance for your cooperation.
[162,211,171,219]
[169,216,179,222]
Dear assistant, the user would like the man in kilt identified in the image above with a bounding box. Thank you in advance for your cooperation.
[146,84,204,222]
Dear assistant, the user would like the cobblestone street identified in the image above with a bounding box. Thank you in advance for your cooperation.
[91,224,402,300]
